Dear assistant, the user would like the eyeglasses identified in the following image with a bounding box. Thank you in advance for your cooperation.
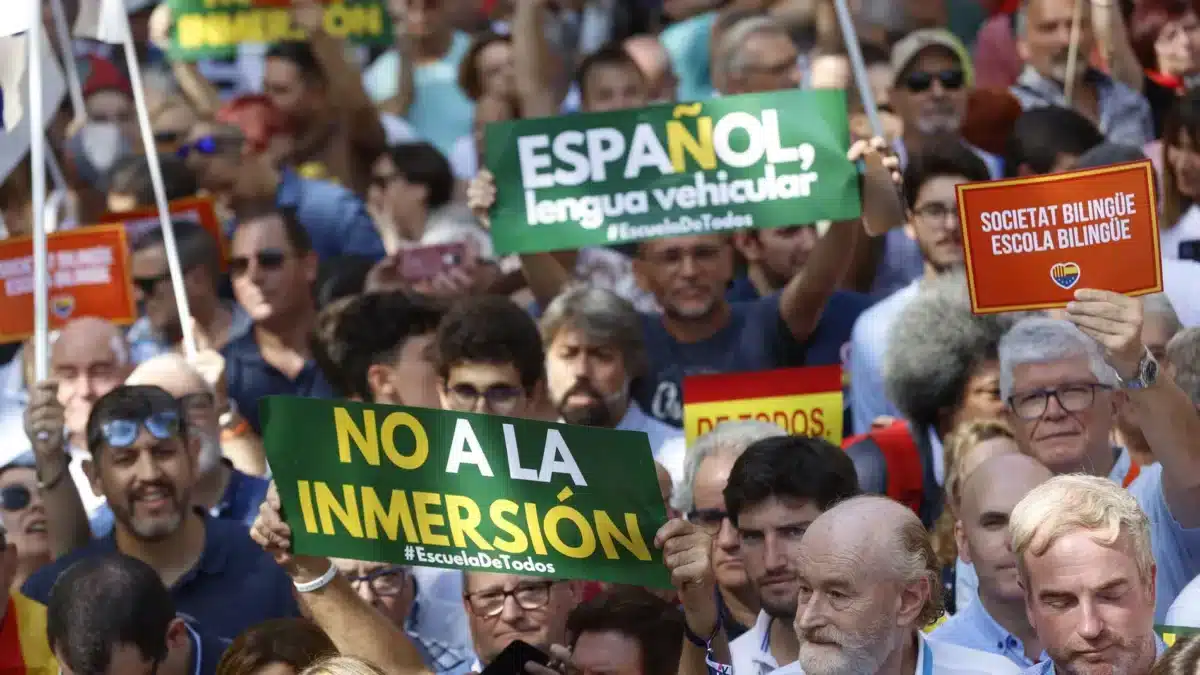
[0,485,33,511]
[1007,383,1110,421]
[912,202,959,223]
[229,249,288,277]
[132,272,171,296]
[445,383,525,413]
[175,135,240,159]
[178,392,216,416]
[903,69,965,93]
[465,581,555,618]
[100,411,182,449]
[344,565,408,597]
[687,508,729,534]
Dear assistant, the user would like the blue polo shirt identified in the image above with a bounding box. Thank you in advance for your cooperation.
[185,621,232,675]
[88,462,270,538]
[930,596,1038,668]
[21,513,300,641]
[275,168,386,262]
[221,328,335,434]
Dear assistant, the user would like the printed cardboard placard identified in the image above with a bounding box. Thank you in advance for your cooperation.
[956,161,1162,314]
[102,196,229,270]
[0,225,136,342]
[261,396,672,588]
[484,89,862,255]
[682,366,844,445]
[166,0,392,61]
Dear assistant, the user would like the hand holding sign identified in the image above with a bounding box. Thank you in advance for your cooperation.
[847,136,903,236]
[468,169,497,231]
[23,380,67,478]
[1066,288,1146,380]
[190,318,229,413]
[656,518,719,640]
[252,482,332,581]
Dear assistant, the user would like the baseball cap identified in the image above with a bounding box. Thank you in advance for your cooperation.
[81,55,133,100]
[890,28,975,88]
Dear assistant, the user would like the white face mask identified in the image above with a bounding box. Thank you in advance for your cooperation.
[79,121,125,173]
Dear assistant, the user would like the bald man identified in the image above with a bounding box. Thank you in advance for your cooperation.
[931,454,1053,668]
[23,318,133,554]
[624,35,678,103]
[778,496,1021,675]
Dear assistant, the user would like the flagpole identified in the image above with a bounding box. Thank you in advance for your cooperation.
[28,3,50,383]
[48,0,85,123]
[113,3,197,359]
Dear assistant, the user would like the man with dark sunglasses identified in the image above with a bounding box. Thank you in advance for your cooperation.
[180,121,386,263]
[21,385,299,640]
[222,206,334,434]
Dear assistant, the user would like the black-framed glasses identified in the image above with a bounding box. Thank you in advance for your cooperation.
[132,272,171,296]
[101,411,182,449]
[445,383,524,412]
[0,485,32,511]
[903,69,965,93]
[686,508,729,534]
[465,581,555,618]
[1007,383,1111,421]
[344,565,409,597]
[229,249,288,277]
[912,202,958,222]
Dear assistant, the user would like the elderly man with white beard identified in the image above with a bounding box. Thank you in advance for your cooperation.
[768,496,1021,675]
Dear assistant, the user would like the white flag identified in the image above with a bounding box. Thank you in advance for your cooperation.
[74,0,130,44]
[0,34,67,182]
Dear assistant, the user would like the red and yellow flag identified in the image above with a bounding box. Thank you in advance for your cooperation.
[0,591,58,674]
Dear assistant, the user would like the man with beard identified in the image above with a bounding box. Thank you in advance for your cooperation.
[1010,0,1153,147]
[724,435,861,675]
[540,287,685,483]
[849,137,992,432]
[778,496,1021,675]
[20,385,298,640]
[930,453,1052,667]
[1011,476,1165,674]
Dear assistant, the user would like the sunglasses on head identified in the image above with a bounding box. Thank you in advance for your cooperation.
[229,249,288,277]
[101,411,182,449]
[0,485,32,512]
[903,68,965,93]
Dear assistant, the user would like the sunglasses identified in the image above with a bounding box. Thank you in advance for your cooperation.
[0,484,32,512]
[229,249,288,277]
[100,411,182,449]
[903,69,965,93]
[176,135,240,159]
[132,272,171,296]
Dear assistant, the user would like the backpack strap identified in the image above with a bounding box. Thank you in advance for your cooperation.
[873,422,925,515]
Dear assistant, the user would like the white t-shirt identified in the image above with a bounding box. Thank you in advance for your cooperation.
[1166,574,1200,627]
[729,611,781,675]
[1162,257,1200,327]
[1161,204,1200,260]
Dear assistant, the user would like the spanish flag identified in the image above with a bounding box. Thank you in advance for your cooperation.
[0,591,58,674]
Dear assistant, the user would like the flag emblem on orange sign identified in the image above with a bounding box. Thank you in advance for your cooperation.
[1050,262,1081,289]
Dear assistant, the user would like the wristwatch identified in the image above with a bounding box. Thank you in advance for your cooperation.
[1116,347,1159,390]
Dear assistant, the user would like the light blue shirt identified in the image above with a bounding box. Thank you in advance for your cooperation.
[931,594,1038,668]
[616,401,685,484]
[275,168,387,262]
[848,280,921,434]
[363,32,474,156]
[1126,462,1200,620]
[1021,635,1166,674]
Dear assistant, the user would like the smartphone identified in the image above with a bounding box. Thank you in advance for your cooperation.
[398,242,467,283]
[1180,240,1200,263]
[480,640,550,675]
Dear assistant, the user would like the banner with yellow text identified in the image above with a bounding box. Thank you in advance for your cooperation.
[261,396,671,587]
[167,0,392,61]
[682,366,843,445]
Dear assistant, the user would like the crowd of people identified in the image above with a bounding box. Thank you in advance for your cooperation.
[3,0,1200,673]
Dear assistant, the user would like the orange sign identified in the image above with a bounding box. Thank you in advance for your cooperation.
[682,366,843,445]
[0,226,137,342]
[956,160,1163,314]
[101,196,229,270]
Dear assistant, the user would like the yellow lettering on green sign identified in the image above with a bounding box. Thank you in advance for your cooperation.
[361,487,418,541]
[594,510,651,561]
[490,499,529,553]
[413,491,451,547]
[667,117,715,172]
[334,407,428,470]
[315,482,363,538]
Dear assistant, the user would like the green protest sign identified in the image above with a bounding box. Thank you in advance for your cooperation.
[261,396,671,588]
[166,0,392,61]
[1158,624,1200,647]
[483,89,862,255]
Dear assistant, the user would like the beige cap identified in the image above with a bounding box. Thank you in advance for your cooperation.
[890,28,975,87]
